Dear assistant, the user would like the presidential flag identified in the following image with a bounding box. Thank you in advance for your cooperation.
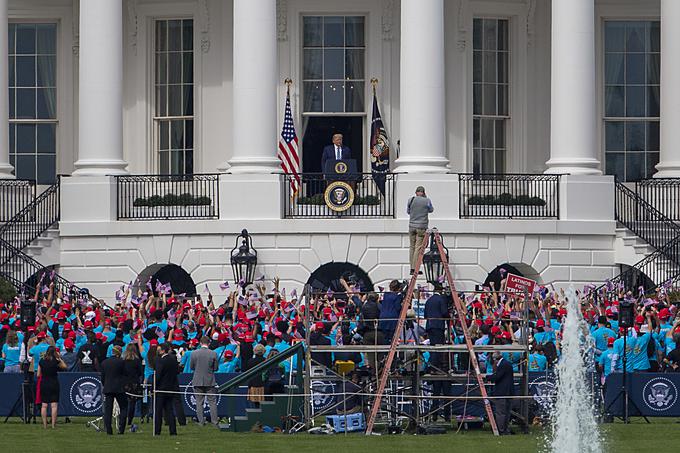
[370,91,391,196]
[278,88,301,194]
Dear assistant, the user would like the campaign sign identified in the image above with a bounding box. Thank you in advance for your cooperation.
[505,273,536,295]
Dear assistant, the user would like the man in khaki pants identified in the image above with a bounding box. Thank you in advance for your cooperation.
[407,186,434,275]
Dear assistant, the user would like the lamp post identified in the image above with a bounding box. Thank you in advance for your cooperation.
[423,232,449,287]
[230,229,257,292]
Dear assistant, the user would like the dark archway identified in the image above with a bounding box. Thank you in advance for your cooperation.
[617,264,655,292]
[307,262,373,296]
[136,263,197,297]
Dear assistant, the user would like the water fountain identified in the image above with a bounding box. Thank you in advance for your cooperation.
[549,288,602,453]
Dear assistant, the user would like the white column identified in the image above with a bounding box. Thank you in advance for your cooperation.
[73,0,127,176]
[656,0,680,177]
[224,0,280,173]
[0,0,14,178]
[545,0,601,175]
[393,0,449,173]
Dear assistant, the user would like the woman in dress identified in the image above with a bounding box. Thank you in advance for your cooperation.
[246,344,266,408]
[122,342,144,430]
[37,346,67,429]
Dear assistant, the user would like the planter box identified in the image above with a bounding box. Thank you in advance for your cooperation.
[128,204,216,219]
[464,204,552,218]
[288,202,387,218]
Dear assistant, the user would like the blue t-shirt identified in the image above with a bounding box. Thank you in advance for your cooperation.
[598,348,615,377]
[181,350,193,373]
[141,348,155,380]
[528,353,547,371]
[218,359,238,373]
[534,330,556,345]
[592,327,617,356]
[29,343,50,372]
[630,333,652,371]
[2,343,21,367]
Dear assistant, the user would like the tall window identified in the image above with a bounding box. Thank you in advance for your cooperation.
[472,18,509,174]
[155,19,193,175]
[9,23,57,184]
[604,21,660,182]
[302,16,365,113]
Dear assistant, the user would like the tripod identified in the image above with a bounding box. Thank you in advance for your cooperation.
[604,328,649,424]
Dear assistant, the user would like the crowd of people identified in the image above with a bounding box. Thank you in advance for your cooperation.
[0,271,679,434]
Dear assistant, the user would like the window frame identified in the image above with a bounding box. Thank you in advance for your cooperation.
[152,17,195,176]
[301,14,367,115]
[8,20,59,184]
[601,19,660,182]
[471,17,510,175]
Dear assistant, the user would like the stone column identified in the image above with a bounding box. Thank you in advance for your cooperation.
[545,0,601,175]
[224,0,280,173]
[393,0,449,173]
[0,0,14,178]
[656,0,680,177]
[73,0,127,175]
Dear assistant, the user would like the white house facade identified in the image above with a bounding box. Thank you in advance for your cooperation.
[1,0,679,302]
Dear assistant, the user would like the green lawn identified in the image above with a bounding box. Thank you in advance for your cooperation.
[0,417,676,453]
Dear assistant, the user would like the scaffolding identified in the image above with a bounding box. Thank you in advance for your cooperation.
[300,229,532,434]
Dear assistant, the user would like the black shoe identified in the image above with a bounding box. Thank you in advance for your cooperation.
[409,269,415,275]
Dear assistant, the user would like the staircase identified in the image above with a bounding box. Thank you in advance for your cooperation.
[0,178,87,297]
[229,392,304,432]
[610,181,680,290]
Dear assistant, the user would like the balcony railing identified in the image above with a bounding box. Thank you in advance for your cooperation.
[458,173,560,219]
[0,179,35,223]
[636,178,680,222]
[282,173,396,219]
[116,174,220,220]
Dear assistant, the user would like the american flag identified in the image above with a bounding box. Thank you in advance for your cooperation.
[278,89,301,194]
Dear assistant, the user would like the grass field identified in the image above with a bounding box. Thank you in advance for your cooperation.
[1,417,677,453]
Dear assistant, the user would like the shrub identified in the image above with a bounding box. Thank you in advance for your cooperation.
[0,278,17,303]
[133,193,212,207]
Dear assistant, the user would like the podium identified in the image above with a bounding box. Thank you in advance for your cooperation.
[324,159,360,182]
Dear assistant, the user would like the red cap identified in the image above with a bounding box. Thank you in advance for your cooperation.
[484,318,493,326]
[56,312,66,320]
[501,331,513,340]
[149,339,159,346]
[224,350,234,358]
[217,307,225,316]
[182,302,192,311]
[173,332,184,340]
[167,297,176,305]
[188,338,199,347]
[198,317,207,327]
[490,326,501,335]
[27,325,36,332]
[95,332,104,341]
[659,308,670,320]
[67,331,76,339]
[63,322,72,331]
[605,309,613,317]
[558,308,567,316]
[83,320,94,329]
[37,331,47,339]
[635,315,645,324]
[315,322,325,331]
[536,319,545,328]
[244,332,254,343]
[607,337,615,346]
[64,339,75,349]
[62,303,71,311]
[1,324,9,331]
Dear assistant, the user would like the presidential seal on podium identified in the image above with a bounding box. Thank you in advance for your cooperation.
[324,181,354,212]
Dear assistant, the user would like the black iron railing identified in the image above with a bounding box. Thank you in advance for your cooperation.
[0,178,60,254]
[0,179,35,223]
[0,236,102,304]
[607,237,680,292]
[458,174,560,219]
[281,173,396,219]
[615,180,680,251]
[636,178,680,222]
[116,174,220,220]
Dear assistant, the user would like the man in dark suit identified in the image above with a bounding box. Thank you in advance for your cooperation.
[100,345,129,435]
[487,352,516,435]
[321,133,352,172]
[424,290,451,421]
[154,342,181,435]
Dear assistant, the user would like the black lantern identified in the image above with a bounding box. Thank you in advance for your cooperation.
[423,232,449,287]
[230,229,258,289]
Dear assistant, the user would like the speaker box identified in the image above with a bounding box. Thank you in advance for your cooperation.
[20,299,36,330]
[619,300,635,329]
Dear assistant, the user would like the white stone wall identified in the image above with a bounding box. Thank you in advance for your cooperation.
[57,230,616,303]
